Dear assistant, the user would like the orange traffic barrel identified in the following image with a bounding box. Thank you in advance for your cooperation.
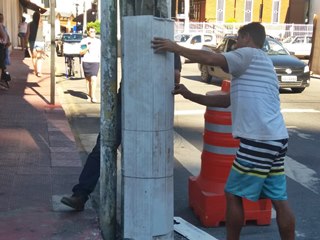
[188,80,272,227]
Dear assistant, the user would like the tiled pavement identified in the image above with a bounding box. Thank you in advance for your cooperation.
[0,49,102,240]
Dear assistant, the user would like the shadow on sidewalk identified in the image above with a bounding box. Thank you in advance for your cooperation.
[0,50,102,239]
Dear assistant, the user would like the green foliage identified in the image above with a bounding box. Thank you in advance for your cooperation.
[226,18,237,23]
[87,20,100,34]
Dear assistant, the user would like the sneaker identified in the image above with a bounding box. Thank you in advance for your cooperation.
[0,80,9,89]
[61,194,88,211]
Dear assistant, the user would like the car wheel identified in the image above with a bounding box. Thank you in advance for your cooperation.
[291,87,305,93]
[200,65,212,83]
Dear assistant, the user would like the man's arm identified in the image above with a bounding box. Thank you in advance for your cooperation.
[152,37,229,72]
[173,84,230,108]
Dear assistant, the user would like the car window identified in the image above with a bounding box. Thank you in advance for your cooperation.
[204,35,213,42]
[217,38,228,52]
[175,34,190,42]
[191,35,201,44]
[63,34,83,42]
[306,37,312,43]
[265,39,288,55]
[226,39,236,52]
[294,37,304,44]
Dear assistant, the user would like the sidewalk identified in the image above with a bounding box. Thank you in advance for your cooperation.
[0,49,102,240]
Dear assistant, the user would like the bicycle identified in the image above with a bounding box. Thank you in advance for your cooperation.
[64,54,75,78]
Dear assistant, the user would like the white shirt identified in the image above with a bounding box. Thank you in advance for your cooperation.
[222,47,288,140]
[80,37,101,63]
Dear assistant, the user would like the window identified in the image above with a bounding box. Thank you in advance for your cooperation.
[272,0,280,23]
[244,0,253,23]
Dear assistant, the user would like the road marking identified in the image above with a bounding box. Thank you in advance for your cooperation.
[285,156,320,195]
[174,131,320,225]
[174,108,320,116]
[175,131,320,195]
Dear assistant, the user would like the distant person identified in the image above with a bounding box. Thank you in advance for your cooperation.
[61,54,182,211]
[0,13,11,72]
[79,26,101,103]
[26,11,45,77]
[152,22,295,240]
[0,13,11,89]
[18,17,28,51]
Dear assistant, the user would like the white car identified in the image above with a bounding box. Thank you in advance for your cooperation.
[174,33,217,63]
[282,35,312,58]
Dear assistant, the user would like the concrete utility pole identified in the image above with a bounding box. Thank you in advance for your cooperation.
[50,0,56,104]
[121,1,174,239]
[100,0,118,239]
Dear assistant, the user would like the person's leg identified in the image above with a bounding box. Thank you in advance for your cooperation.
[272,200,295,240]
[86,76,92,101]
[36,55,43,76]
[61,134,101,210]
[90,75,97,102]
[31,50,38,74]
[225,192,244,240]
[73,133,101,195]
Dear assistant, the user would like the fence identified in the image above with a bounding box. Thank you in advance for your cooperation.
[174,22,314,44]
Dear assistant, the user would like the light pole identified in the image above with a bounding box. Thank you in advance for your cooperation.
[75,3,79,17]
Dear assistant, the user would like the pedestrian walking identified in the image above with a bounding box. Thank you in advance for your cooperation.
[18,16,28,52]
[0,13,11,89]
[80,26,101,103]
[152,22,295,240]
[26,11,45,77]
[61,54,182,210]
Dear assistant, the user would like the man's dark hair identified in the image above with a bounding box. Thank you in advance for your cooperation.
[238,22,266,49]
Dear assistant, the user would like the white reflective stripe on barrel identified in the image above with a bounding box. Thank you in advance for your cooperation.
[205,122,232,133]
[203,143,238,155]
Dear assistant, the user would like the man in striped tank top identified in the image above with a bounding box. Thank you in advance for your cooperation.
[152,22,295,240]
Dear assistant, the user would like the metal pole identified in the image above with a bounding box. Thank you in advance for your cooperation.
[184,0,190,33]
[100,0,118,239]
[50,0,56,104]
[83,1,87,33]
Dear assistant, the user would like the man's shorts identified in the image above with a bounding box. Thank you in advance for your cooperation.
[225,138,288,201]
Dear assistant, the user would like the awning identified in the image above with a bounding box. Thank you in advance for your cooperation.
[19,0,47,14]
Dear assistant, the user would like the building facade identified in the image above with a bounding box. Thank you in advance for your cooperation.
[175,0,313,24]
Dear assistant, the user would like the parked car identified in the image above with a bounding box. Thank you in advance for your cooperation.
[56,33,83,56]
[174,33,217,63]
[281,35,312,58]
[199,35,310,93]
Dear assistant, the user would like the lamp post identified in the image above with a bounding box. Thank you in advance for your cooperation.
[75,3,79,17]
[259,0,264,22]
